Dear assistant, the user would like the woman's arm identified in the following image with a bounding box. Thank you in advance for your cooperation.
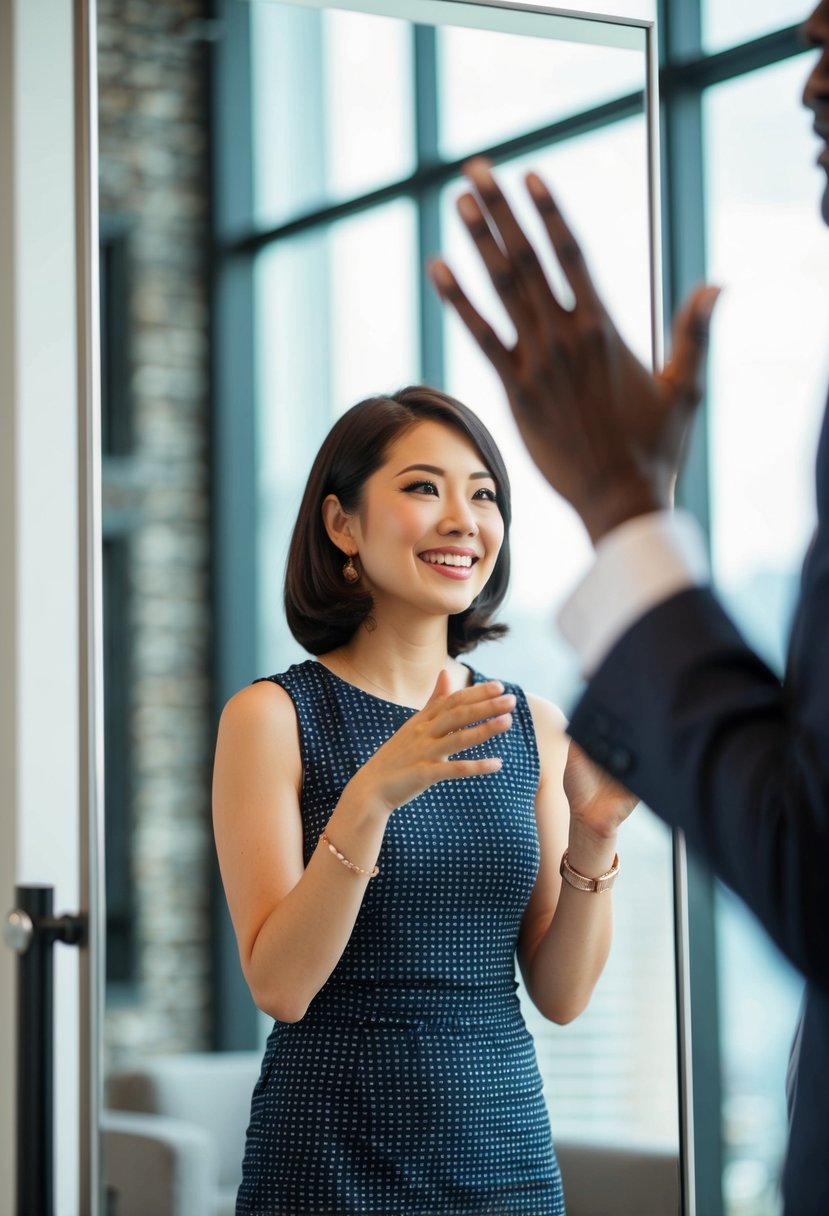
[518,695,635,1024]
[212,673,516,1023]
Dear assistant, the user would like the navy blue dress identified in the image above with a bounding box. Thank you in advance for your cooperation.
[237,660,564,1215]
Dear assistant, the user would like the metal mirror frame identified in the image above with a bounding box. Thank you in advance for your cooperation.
[75,0,699,1212]
[240,3,696,1213]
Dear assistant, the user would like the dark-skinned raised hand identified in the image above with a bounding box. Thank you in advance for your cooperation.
[428,159,720,545]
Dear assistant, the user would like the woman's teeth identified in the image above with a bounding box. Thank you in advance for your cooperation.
[422,553,473,567]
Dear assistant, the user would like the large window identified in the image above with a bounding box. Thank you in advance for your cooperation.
[704,51,828,1216]
[213,2,820,1211]
[702,0,805,53]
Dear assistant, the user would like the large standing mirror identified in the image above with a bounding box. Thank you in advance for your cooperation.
[250,0,680,1193]
[99,1,686,1213]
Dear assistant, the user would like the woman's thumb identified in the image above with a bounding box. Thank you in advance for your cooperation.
[427,669,453,702]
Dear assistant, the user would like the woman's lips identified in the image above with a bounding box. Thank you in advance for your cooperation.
[418,550,478,580]
[422,560,474,580]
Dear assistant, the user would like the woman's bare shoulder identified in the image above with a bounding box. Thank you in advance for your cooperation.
[215,679,302,788]
[220,678,297,729]
[524,691,567,735]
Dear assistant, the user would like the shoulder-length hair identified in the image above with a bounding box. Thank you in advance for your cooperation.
[284,385,511,657]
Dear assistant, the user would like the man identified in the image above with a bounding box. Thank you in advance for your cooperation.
[429,2,829,1212]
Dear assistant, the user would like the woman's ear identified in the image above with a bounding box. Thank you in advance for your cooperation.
[321,494,356,555]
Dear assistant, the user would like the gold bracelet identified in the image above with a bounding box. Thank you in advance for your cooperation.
[319,830,379,879]
[559,849,619,893]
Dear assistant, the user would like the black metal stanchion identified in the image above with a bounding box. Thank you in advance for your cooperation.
[4,885,86,1216]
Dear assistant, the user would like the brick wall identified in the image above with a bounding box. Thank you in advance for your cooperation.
[98,0,214,1066]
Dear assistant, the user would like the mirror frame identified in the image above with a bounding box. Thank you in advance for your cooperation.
[80,1,698,1212]
[238,3,695,1213]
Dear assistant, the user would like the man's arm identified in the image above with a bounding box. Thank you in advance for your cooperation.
[567,565,829,990]
[556,500,829,987]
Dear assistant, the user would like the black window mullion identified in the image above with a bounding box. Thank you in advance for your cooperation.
[225,91,643,257]
[210,0,261,1052]
[661,3,724,1214]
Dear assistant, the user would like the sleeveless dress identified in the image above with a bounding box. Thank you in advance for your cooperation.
[236,660,565,1216]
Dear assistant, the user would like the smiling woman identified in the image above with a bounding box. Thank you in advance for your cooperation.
[322,421,504,618]
[212,383,639,1214]
[284,385,513,660]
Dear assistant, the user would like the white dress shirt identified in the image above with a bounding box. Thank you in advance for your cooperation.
[557,510,711,677]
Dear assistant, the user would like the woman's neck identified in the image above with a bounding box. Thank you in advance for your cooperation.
[321,616,469,709]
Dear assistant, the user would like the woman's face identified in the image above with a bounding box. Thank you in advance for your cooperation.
[345,419,505,622]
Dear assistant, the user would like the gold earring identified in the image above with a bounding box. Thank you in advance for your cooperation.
[342,554,360,584]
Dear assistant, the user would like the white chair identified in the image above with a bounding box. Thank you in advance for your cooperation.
[104,1050,261,1216]
[556,1138,680,1216]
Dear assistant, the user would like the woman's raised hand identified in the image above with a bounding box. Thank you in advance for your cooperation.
[347,669,515,816]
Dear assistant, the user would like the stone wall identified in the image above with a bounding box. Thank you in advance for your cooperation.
[98,0,214,1067]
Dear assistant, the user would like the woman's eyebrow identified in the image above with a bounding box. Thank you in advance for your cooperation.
[394,463,493,480]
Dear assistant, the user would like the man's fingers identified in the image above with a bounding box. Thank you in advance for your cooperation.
[525,171,603,313]
[464,159,564,321]
[456,192,535,334]
[428,259,514,379]
[665,284,721,406]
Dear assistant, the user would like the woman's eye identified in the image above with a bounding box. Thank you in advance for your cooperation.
[473,487,498,503]
[402,480,439,495]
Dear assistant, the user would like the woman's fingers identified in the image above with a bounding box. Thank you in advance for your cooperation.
[442,756,504,780]
[365,678,514,807]
[434,689,515,735]
[444,712,513,754]
[425,668,454,704]
[423,677,509,715]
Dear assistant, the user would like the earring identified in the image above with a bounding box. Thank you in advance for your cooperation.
[342,554,360,584]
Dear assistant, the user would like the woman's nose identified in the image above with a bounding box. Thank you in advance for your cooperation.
[438,496,478,536]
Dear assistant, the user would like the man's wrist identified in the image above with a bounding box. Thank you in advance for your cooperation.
[556,509,710,677]
[576,479,668,546]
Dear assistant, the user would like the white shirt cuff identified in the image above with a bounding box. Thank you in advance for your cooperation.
[557,510,710,677]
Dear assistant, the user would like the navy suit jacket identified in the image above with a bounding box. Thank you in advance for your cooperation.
[568,393,829,1215]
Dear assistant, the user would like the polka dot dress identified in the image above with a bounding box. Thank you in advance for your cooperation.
[236,661,565,1216]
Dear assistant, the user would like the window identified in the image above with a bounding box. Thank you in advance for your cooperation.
[704,53,828,1215]
[701,0,806,54]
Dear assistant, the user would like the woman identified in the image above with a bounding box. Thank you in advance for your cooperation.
[212,385,636,1215]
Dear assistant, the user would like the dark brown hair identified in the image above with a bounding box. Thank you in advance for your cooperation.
[284,385,511,656]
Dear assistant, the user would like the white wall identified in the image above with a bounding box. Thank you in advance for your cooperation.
[0,0,85,1211]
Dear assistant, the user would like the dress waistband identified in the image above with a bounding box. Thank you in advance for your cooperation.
[299,980,523,1029]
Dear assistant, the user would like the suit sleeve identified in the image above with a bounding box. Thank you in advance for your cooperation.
[567,527,829,989]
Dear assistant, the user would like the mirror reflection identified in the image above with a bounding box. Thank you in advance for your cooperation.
[99,2,679,1213]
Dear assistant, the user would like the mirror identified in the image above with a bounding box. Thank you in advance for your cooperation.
[99,1,681,1213]
[251,1,679,1202]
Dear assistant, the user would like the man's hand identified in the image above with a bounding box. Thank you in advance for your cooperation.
[428,160,720,545]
